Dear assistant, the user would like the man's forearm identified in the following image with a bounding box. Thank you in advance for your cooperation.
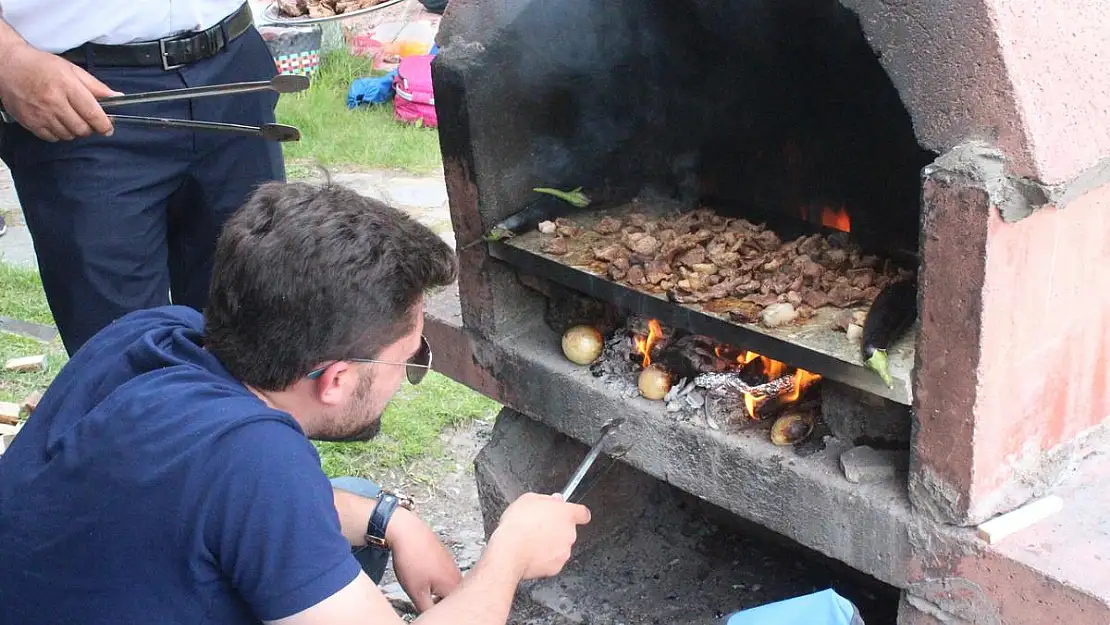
[0,18,29,58]
[410,538,525,625]
[332,488,377,547]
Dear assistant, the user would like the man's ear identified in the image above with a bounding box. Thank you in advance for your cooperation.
[312,361,358,406]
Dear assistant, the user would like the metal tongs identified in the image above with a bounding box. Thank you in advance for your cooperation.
[0,74,308,142]
[560,417,627,502]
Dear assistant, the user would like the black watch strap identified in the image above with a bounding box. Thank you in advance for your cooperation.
[365,492,399,550]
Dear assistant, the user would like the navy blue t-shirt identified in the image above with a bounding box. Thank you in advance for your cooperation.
[0,306,361,624]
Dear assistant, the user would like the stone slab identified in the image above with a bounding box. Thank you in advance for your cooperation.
[840,446,909,485]
[0,317,57,343]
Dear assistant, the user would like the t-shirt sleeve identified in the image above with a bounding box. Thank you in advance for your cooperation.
[200,418,362,621]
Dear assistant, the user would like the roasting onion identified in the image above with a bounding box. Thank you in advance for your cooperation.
[638,364,672,400]
[561,325,604,365]
[770,412,815,446]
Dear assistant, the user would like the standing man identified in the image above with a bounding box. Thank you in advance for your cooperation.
[0,1,284,355]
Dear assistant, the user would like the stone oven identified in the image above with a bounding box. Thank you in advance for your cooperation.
[422,0,1110,622]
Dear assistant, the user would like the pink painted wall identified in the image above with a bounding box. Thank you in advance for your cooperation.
[845,0,1110,184]
[973,182,1110,509]
[987,0,1110,185]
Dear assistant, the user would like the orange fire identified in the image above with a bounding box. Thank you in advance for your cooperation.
[654,322,823,419]
[783,368,822,403]
[820,205,851,232]
[634,319,664,367]
[799,205,851,233]
[728,350,822,419]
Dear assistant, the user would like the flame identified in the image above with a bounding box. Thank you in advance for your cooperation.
[798,205,851,233]
[820,205,851,232]
[732,351,822,419]
[634,319,664,367]
[784,368,822,403]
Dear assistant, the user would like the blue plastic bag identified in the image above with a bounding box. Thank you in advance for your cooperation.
[346,44,439,109]
[347,69,398,108]
[724,589,863,625]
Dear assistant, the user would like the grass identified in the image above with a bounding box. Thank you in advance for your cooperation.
[276,51,444,175]
[0,262,54,325]
[0,333,66,405]
[316,373,500,479]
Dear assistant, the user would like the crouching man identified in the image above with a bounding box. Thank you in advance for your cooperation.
[0,181,591,625]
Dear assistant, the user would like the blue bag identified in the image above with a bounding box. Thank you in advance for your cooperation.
[346,44,440,109]
[347,69,398,108]
[724,589,864,625]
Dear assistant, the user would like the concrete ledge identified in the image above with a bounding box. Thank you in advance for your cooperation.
[423,283,501,397]
[425,285,1110,624]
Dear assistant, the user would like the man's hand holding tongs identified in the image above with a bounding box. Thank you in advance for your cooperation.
[0,20,120,142]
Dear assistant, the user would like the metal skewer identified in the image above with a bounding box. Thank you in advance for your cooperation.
[97,74,309,109]
[0,75,307,142]
[560,418,625,501]
[108,115,301,142]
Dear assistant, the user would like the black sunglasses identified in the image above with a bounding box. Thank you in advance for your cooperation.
[306,335,433,385]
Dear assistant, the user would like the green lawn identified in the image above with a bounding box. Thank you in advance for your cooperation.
[276,51,444,175]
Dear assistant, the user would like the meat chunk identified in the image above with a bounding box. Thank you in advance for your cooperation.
[594,216,622,234]
[542,237,568,255]
[828,284,866,308]
[677,246,707,267]
[802,290,832,309]
[626,264,646,286]
[645,260,672,285]
[278,0,308,16]
[593,243,628,262]
[629,234,661,256]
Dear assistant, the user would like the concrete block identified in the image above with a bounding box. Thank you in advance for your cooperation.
[840,446,909,484]
[822,380,911,447]
[897,592,972,625]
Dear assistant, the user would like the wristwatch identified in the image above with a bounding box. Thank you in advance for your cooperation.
[365,492,400,550]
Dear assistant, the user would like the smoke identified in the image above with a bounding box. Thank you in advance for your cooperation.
[444,0,933,249]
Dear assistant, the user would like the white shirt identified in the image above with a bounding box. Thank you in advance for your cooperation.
[0,1,247,54]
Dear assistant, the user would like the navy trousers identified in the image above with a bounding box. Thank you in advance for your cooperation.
[0,27,284,355]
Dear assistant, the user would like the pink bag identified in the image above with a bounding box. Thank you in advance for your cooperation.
[393,54,437,128]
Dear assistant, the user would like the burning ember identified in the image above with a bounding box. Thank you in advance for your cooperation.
[800,205,851,233]
[715,346,822,420]
[566,315,823,448]
[633,319,664,367]
[626,318,823,420]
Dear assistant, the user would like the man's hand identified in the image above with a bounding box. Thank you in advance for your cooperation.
[487,493,592,581]
[386,507,462,612]
[0,41,121,142]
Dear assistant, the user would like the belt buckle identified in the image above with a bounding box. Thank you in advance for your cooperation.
[158,37,186,71]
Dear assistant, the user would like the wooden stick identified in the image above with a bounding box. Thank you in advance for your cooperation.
[976,496,1064,544]
[0,401,21,425]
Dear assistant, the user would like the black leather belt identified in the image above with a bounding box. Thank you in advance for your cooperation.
[59,2,255,71]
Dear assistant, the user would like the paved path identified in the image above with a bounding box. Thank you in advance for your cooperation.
[0,163,454,271]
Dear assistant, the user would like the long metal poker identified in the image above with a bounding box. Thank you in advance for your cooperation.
[108,115,301,142]
[97,74,310,109]
[560,418,625,501]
